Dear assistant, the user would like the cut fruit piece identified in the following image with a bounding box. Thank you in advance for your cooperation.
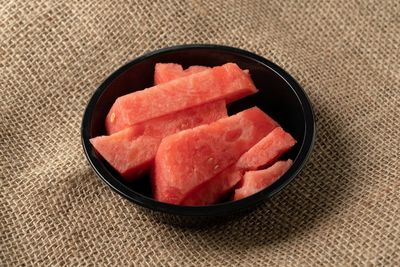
[233,159,293,201]
[180,165,242,206]
[154,63,183,85]
[154,63,209,85]
[106,63,257,134]
[180,127,296,206]
[185,65,209,75]
[90,100,227,181]
[91,133,158,180]
[235,127,297,170]
[153,107,278,204]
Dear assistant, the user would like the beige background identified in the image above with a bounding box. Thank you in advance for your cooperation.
[1,0,399,266]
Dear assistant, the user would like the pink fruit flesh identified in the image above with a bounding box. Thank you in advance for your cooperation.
[235,127,296,170]
[185,65,209,75]
[90,100,227,181]
[154,63,183,85]
[180,165,242,206]
[154,63,209,85]
[233,159,293,201]
[181,127,296,206]
[106,63,257,134]
[153,107,278,204]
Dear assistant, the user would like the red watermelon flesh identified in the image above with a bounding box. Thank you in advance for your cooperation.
[106,63,257,134]
[181,126,296,205]
[154,63,209,85]
[180,165,242,206]
[154,63,183,85]
[233,159,293,201]
[185,65,209,75]
[153,107,278,204]
[235,127,296,170]
[90,100,227,181]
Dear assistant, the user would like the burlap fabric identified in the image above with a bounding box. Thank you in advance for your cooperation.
[1,0,399,266]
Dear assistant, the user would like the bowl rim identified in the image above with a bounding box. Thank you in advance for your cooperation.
[81,44,315,217]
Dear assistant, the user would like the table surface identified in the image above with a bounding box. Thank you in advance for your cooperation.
[1,0,399,266]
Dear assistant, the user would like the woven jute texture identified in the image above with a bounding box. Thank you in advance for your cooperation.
[1,0,399,266]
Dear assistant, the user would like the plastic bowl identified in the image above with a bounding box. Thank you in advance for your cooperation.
[81,44,315,226]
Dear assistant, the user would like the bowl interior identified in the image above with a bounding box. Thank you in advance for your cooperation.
[82,45,314,216]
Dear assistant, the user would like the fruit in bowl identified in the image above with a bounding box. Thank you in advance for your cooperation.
[81,45,315,224]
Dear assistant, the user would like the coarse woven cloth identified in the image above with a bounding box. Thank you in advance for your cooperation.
[1,0,399,266]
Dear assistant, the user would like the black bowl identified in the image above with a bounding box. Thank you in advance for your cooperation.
[81,44,315,226]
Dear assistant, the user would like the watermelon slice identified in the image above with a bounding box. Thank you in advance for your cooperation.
[233,159,293,201]
[154,63,209,85]
[154,63,182,85]
[235,127,296,170]
[153,107,278,204]
[180,165,242,206]
[185,65,209,75]
[90,100,227,181]
[181,127,295,205]
[106,63,257,134]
